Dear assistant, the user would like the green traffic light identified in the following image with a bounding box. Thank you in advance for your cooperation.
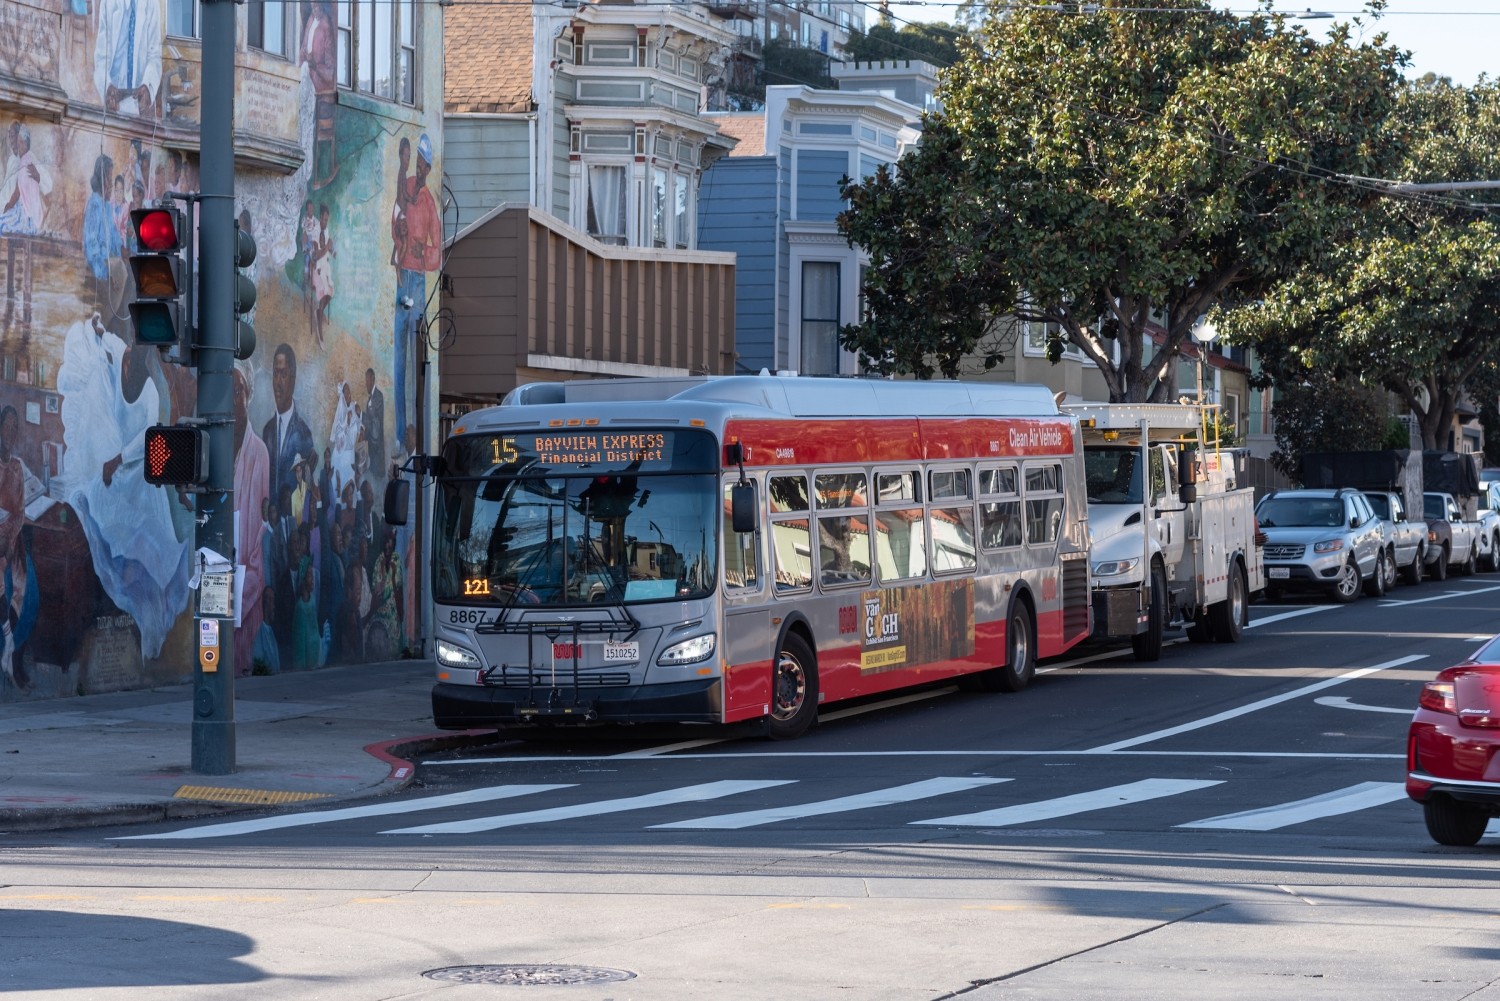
[129,301,180,345]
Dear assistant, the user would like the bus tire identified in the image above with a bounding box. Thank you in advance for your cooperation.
[989,598,1036,693]
[1131,565,1166,662]
[763,632,818,741]
[1209,559,1247,643]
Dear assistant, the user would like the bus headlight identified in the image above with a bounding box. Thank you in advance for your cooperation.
[1092,558,1139,577]
[657,633,716,666]
[436,640,482,669]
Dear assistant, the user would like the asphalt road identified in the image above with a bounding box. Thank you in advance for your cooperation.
[6,577,1500,999]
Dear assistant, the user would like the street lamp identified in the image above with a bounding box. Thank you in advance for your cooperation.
[1191,316,1219,445]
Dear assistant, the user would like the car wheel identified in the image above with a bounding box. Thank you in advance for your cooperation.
[1429,545,1450,582]
[1131,565,1167,662]
[1328,559,1361,604]
[1209,560,1247,643]
[1363,551,1387,598]
[1401,544,1425,587]
[1461,543,1478,577]
[763,632,818,741]
[1423,796,1490,847]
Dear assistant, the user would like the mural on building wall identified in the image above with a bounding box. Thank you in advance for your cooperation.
[0,0,442,700]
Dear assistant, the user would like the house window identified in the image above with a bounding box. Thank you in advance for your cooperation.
[800,262,841,375]
[167,0,199,37]
[249,0,292,57]
[650,167,668,248]
[343,0,418,104]
[673,173,689,249]
[586,165,628,244]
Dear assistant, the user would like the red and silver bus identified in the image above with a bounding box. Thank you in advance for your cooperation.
[409,374,1091,739]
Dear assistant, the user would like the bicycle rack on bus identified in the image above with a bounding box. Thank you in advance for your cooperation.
[475,606,640,718]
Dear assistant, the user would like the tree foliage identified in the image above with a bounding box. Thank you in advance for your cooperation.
[1270,379,1405,481]
[1219,78,1500,449]
[838,0,1405,400]
[841,21,966,66]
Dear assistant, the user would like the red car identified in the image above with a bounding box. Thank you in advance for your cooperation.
[1407,636,1500,845]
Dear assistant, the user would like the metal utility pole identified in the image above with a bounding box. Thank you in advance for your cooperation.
[191,0,238,774]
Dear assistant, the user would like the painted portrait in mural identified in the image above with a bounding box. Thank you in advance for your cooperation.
[93,0,162,118]
[0,123,54,236]
[392,133,440,449]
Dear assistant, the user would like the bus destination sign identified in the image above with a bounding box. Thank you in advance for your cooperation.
[444,428,716,477]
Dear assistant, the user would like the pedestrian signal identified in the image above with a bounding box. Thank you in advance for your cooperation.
[129,206,189,349]
[143,424,208,486]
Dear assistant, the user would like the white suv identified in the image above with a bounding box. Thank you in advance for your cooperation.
[1256,488,1390,603]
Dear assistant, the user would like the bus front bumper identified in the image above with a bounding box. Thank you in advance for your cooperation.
[431,678,722,729]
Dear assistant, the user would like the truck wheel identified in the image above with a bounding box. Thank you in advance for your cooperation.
[1428,545,1449,582]
[1328,559,1361,604]
[1401,544,1425,586]
[1423,796,1490,847]
[1460,543,1477,577]
[1209,560,1247,643]
[1486,534,1500,573]
[763,633,818,741]
[1131,565,1166,662]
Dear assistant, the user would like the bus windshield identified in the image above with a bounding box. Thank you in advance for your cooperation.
[432,429,720,606]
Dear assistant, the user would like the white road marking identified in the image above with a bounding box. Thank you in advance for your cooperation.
[382,779,794,835]
[649,777,1009,830]
[1085,654,1429,753]
[912,778,1222,827]
[1177,781,1408,831]
[426,748,1404,765]
[1380,585,1500,607]
[112,785,574,841]
[1313,696,1412,715]
[1246,606,1335,628]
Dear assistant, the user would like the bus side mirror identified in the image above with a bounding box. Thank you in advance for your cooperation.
[731,482,757,533]
[384,479,410,526]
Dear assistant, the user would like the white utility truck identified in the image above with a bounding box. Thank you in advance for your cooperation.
[1062,403,1265,661]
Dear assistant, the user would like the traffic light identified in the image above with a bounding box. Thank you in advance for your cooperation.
[143,424,209,486]
[128,206,190,348]
[233,221,257,360]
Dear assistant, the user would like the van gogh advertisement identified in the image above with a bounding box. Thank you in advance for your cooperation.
[859,579,974,673]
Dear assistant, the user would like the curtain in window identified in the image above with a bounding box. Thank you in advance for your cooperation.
[673,174,689,249]
[587,165,627,242]
[800,261,840,375]
[650,168,668,248]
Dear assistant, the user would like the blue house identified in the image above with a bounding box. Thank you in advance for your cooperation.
[699,62,937,375]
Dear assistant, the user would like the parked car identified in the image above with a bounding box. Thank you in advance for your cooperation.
[1407,634,1500,845]
[1362,489,1425,586]
[1422,491,1482,579]
[1255,488,1389,603]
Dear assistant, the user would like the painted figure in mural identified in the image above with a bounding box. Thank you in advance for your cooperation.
[111,175,130,251]
[392,133,441,448]
[94,0,163,118]
[299,0,338,187]
[330,380,358,496]
[0,406,39,691]
[363,367,384,487]
[83,155,121,289]
[262,342,315,517]
[232,365,270,679]
[366,529,402,661]
[0,123,53,235]
[57,314,191,658]
[253,585,280,674]
[293,560,319,670]
[311,203,334,347]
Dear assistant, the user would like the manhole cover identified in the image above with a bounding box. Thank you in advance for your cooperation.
[422,965,636,986]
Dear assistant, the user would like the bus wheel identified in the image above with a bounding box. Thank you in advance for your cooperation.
[993,600,1036,693]
[764,633,818,740]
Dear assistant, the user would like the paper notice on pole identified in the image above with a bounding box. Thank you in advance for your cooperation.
[199,571,234,619]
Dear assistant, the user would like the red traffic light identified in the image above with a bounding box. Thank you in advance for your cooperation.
[143,425,208,485]
[131,207,181,252]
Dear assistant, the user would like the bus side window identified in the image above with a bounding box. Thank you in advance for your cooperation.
[1024,463,1065,546]
[723,480,760,591]
[930,467,976,573]
[979,465,1021,550]
[769,474,813,592]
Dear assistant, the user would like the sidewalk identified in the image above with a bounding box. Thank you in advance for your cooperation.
[0,660,496,833]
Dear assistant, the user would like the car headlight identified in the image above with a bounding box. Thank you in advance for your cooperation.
[657,633,716,666]
[1313,539,1344,553]
[1092,558,1140,577]
[436,640,481,668]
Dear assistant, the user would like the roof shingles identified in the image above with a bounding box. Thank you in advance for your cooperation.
[445,1,535,114]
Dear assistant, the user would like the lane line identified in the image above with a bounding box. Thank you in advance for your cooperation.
[912,778,1223,827]
[1246,606,1335,628]
[1085,654,1429,753]
[112,784,575,841]
[1177,781,1408,831]
[649,777,1009,830]
[1380,585,1500,608]
[382,779,795,835]
[1313,696,1411,715]
[425,748,1404,764]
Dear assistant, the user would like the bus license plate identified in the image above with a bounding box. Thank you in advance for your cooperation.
[603,641,640,663]
[1268,567,1290,579]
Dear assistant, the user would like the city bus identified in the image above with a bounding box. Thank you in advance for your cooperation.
[397,374,1091,740]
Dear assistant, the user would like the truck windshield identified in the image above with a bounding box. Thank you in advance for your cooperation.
[1084,447,1145,504]
[1423,495,1445,520]
[1364,494,1392,520]
[432,429,720,606]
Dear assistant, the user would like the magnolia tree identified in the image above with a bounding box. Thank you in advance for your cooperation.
[837,0,1404,399]
[1221,78,1500,449]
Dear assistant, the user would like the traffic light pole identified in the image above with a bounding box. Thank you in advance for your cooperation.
[192,0,238,773]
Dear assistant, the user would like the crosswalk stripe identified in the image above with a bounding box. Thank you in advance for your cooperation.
[112,784,575,841]
[1175,781,1409,831]
[911,778,1224,827]
[382,779,796,835]
[649,777,1010,830]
